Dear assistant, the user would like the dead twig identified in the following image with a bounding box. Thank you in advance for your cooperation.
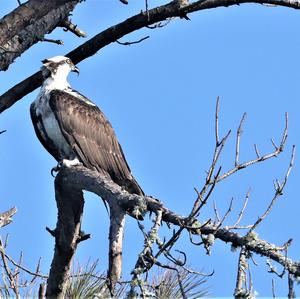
[0,238,20,298]
[272,278,276,298]
[146,18,173,29]
[60,19,86,37]
[235,112,247,166]
[216,197,233,229]
[214,113,289,183]
[0,207,17,228]
[116,35,149,46]
[39,37,64,45]
[230,189,251,229]
[248,145,295,234]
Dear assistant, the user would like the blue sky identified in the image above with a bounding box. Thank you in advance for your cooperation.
[1,0,300,296]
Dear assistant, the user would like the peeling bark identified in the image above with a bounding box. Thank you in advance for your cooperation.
[0,0,82,71]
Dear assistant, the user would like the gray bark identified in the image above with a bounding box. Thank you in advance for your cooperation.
[2,0,300,113]
[0,0,82,71]
[46,170,85,299]
[50,165,300,280]
[107,204,126,293]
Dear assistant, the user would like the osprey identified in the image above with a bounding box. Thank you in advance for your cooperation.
[30,56,144,196]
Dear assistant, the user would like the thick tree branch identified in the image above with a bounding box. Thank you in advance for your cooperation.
[107,203,126,294]
[0,0,82,71]
[51,165,300,282]
[45,170,85,299]
[234,247,251,298]
[2,0,300,113]
[0,0,75,45]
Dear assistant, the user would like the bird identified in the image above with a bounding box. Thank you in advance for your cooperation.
[30,56,144,199]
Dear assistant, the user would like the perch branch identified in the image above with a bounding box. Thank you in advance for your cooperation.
[45,169,85,299]
[51,164,300,280]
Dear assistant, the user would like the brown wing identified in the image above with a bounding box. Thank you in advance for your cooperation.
[48,89,144,195]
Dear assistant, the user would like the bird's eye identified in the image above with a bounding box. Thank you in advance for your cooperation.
[66,59,71,64]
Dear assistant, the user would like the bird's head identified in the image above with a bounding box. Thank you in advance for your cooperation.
[41,56,79,80]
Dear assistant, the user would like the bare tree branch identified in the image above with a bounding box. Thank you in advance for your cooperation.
[0,238,20,298]
[107,203,126,294]
[231,189,251,229]
[50,165,300,280]
[59,18,87,37]
[248,144,295,234]
[46,170,85,299]
[0,250,47,279]
[272,278,276,298]
[0,207,17,228]
[0,0,76,46]
[215,112,288,183]
[234,247,251,298]
[0,0,83,71]
[2,1,300,113]
[116,35,150,46]
[288,273,296,299]
[129,210,163,296]
[235,113,247,166]
[39,37,64,45]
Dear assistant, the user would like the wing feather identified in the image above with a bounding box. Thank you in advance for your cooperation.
[48,90,144,195]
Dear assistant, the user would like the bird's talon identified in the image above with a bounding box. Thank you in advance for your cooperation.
[51,162,63,177]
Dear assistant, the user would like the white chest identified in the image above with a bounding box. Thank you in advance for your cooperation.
[33,91,73,158]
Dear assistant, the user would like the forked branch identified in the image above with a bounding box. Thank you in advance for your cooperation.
[214,112,288,183]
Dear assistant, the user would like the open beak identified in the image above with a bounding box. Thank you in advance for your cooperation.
[72,65,80,75]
